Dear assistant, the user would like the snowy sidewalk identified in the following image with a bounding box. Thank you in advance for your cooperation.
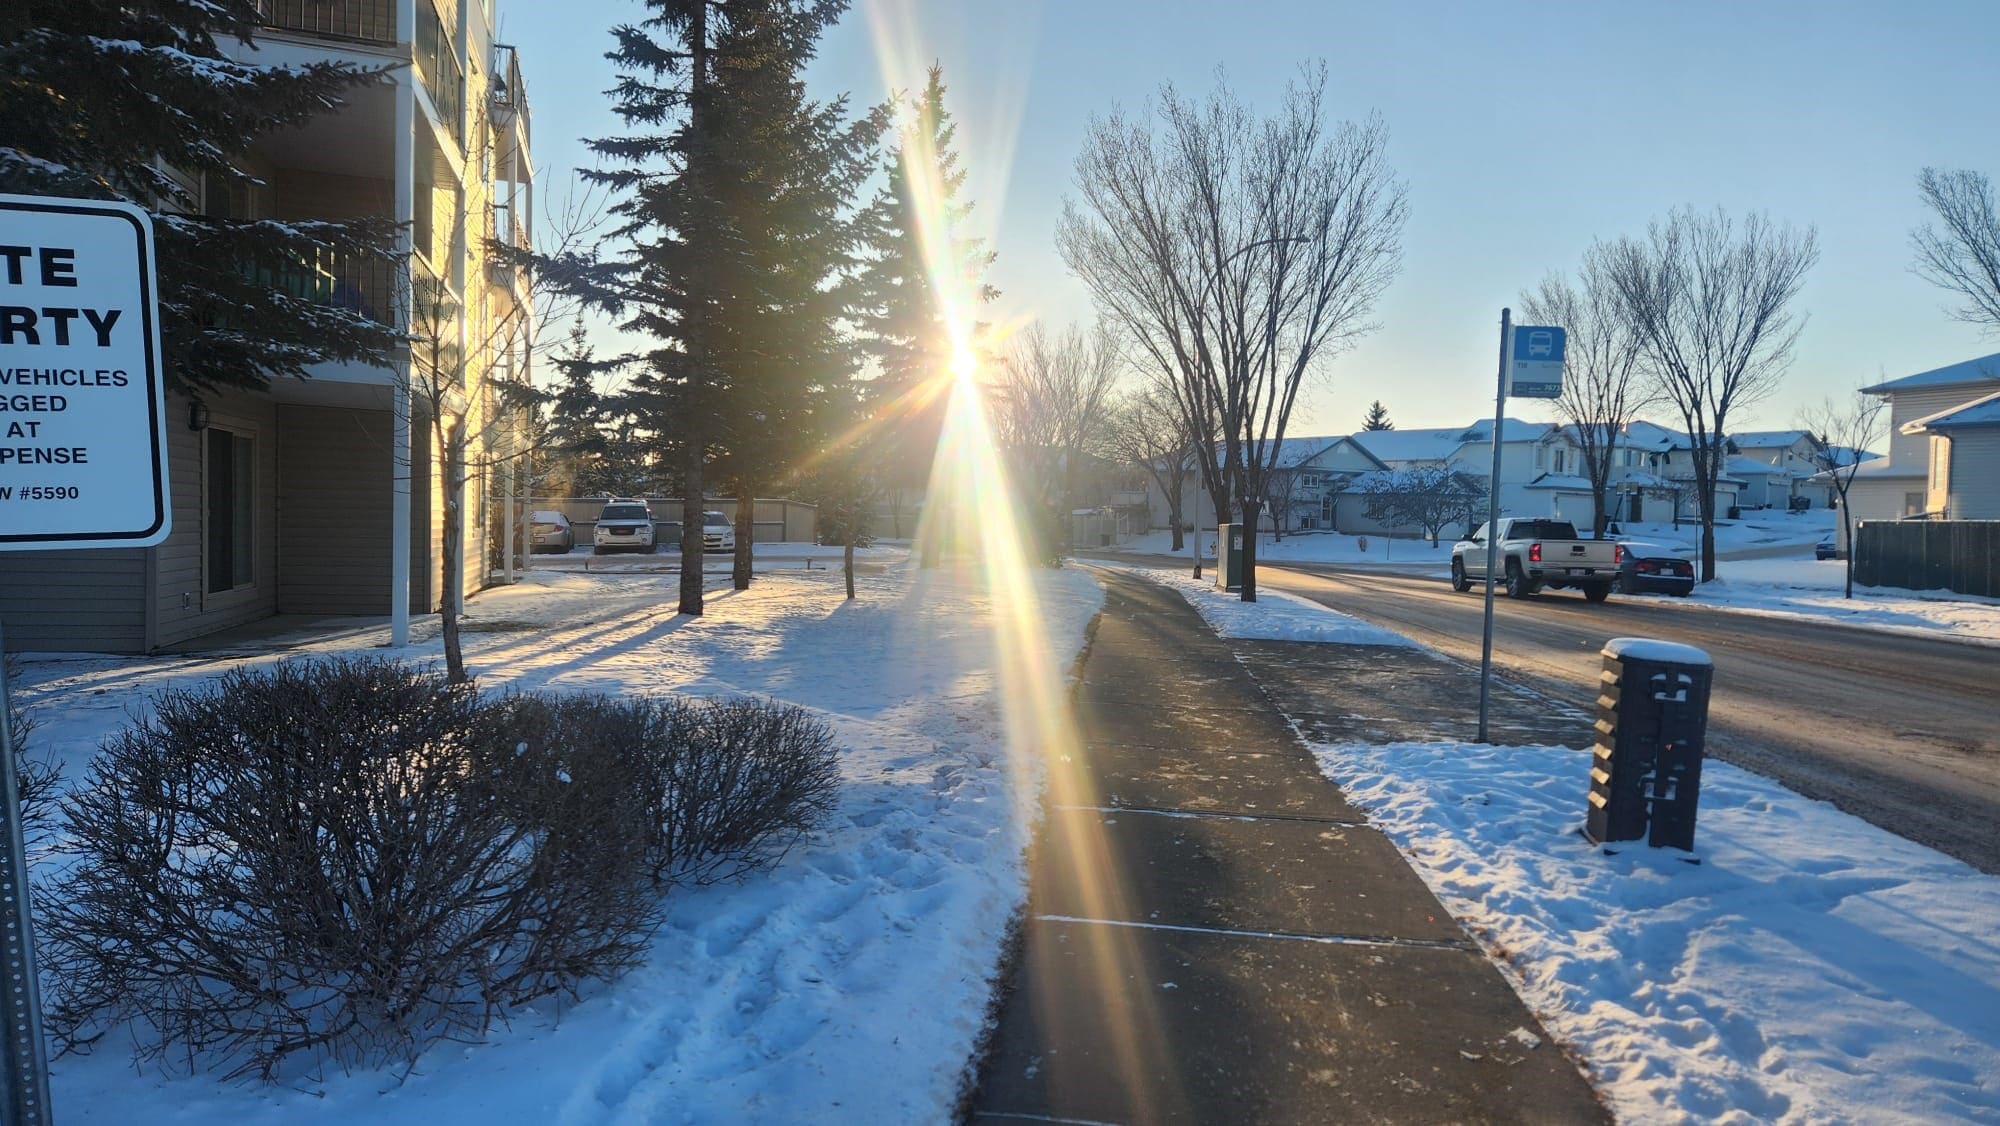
[971,570,1603,1123]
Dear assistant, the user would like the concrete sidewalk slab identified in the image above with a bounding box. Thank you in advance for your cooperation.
[972,569,1605,1124]
[1032,807,1465,943]
[1083,742,1360,819]
[979,919,1604,1125]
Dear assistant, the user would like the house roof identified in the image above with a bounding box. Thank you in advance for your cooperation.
[1808,458,1924,482]
[1525,474,1594,492]
[1621,419,1692,450]
[1348,418,1550,464]
[1730,429,1808,450]
[1225,434,1363,470]
[1726,454,1781,477]
[1901,389,2000,434]
[1861,352,2000,395]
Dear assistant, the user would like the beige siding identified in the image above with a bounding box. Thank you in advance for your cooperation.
[1946,432,2000,518]
[0,549,147,653]
[1888,386,1996,466]
[277,405,397,614]
[153,391,280,648]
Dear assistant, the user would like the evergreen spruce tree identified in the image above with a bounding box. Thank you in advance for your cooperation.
[1362,400,1394,431]
[0,0,402,394]
[850,66,997,543]
[589,0,854,613]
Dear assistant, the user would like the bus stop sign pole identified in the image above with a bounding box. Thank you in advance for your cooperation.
[0,621,50,1126]
[1477,308,1510,745]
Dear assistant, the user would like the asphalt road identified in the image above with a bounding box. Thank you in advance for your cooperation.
[1246,561,2000,874]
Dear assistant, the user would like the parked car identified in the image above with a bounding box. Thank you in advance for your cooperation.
[1451,517,1621,602]
[1614,541,1695,597]
[529,510,573,553]
[1815,537,1838,561]
[593,499,657,554]
[701,510,735,552]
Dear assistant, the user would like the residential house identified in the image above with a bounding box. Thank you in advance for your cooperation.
[1729,430,1834,508]
[1349,418,1553,530]
[0,0,534,652]
[1141,436,1384,533]
[1834,353,2000,549]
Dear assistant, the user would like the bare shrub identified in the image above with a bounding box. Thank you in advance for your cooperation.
[39,659,657,1079]
[649,698,842,887]
[4,653,60,841]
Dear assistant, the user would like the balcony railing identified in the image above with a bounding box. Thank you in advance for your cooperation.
[260,248,398,327]
[415,0,464,146]
[491,43,531,156]
[255,0,397,44]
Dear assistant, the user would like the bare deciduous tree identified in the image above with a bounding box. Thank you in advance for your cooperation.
[1602,206,1819,581]
[993,321,1122,548]
[1797,390,1887,598]
[1058,64,1407,601]
[1912,167,2000,334]
[1520,246,1650,538]
[1361,467,1483,547]
[1106,383,1201,553]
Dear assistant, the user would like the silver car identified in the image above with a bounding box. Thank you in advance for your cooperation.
[529,510,573,553]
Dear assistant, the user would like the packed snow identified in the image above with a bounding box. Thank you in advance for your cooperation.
[11,561,1103,1123]
[1643,556,2000,647]
[1110,564,1418,646]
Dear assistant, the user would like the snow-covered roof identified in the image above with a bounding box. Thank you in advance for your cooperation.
[1349,418,1549,464]
[1807,458,1924,482]
[1525,473,1593,491]
[1622,420,1692,450]
[1726,454,1781,477]
[1862,352,2000,395]
[1260,435,1347,468]
[1730,430,1808,450]
[1901,389,2000,434]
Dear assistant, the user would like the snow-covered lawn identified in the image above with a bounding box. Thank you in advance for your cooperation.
[1108,528,1456,570]
[1618,508,1835,556]
[13,562,1102,1123]
[1115,566,2000,1122]
[1110,564,1416,646]
[1651,556,2000,647]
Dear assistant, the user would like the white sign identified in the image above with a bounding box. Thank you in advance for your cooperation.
[0,195,169,550]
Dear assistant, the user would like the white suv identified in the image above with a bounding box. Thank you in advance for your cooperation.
[701,510,735,552]
[592,499,656,554]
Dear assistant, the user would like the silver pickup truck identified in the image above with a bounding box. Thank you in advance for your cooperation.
[1450,517,1622,602]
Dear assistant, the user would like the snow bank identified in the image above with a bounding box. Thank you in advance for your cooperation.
[1112,565,1419,646]
[16,563,1104,1123]
[1661,557,2000,647]
[1311,738,2000,1123]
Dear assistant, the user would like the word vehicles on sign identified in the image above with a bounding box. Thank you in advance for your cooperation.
[0,194,169,549]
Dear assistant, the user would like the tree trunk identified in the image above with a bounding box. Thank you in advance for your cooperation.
[1840,508,1854,599]
[438,414,468,683]
[1167,488,1185,553]
[844,525,856,600]
[679,436,705,615]
[732,482,754,591]
[1238,498,1261,602]
[1591,482,1609,538]
[1696,467,1718,583]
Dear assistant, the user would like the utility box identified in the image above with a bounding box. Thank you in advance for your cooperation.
[1215,523,1245,591]
[1585,637,1713,852]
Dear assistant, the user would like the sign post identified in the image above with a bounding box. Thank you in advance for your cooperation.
[0,193,170,1123]
[1476,316,1565,744]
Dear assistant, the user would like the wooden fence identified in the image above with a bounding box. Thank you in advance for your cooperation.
[525,498,818,544]
[1853,520,2000,598]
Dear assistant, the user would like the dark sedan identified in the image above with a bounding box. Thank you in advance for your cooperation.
[1615,542,1695,596]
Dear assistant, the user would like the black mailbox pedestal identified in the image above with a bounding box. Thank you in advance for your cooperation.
[1585,637,1713,852]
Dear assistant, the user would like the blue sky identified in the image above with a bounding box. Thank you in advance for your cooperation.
[501,0,1999,437]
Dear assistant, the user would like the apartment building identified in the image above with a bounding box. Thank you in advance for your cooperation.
[0,0,535,652]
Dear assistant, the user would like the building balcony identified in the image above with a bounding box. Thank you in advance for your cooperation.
[256,0,397,45]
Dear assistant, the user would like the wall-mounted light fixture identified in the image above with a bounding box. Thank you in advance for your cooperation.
[187,399,211,431]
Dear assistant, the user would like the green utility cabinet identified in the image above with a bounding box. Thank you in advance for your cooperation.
[1216,523,1245,591]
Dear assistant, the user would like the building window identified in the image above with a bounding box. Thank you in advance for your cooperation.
[207,428,254,594]
[1553,448,1566,473]
[1902,491,1925,518]
[1321,494,1335,525]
